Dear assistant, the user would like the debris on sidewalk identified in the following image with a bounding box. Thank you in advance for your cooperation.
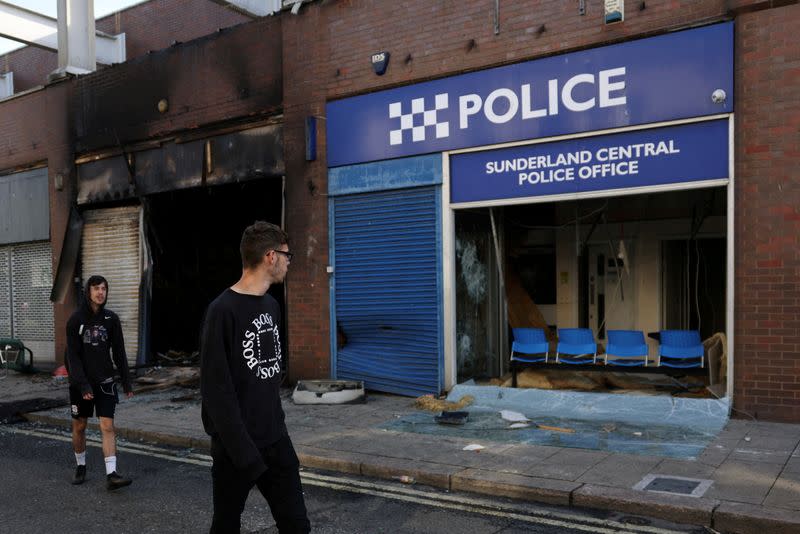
[155,350,199,366]
[414,394,474,412]
[462,443,485,451]
[393,475,415,484]
[434,410,469,425]
[500,409,530,423]
[134,366,199,393]
[508,422,531,429]
[537,424,575,433]
[292,380,365,405]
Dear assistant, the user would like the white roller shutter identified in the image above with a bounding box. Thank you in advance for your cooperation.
[81,206,141,364]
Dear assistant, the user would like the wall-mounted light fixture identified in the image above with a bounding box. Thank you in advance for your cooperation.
[371,52,390,76]
[604,0,624,24]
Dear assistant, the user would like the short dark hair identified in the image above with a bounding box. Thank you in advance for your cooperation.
[86,275,108,292]
[240,221,289,269]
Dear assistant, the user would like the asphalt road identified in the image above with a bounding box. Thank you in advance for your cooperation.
[0,422,704,533]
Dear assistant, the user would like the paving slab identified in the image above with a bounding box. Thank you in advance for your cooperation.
[696,443,734,467]
[763,470,800,511]
[649,458,717,479]
[713,502,800,534]
[519,447,609,481]
[783,456,800,474]
[577,453,663,488]
[738,435,800,452]
[705,459,785,504]
[727,447,793,465]
[572,483,717,526]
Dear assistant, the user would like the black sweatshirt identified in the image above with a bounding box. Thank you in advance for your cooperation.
[200,288,287,481]
[65,300,132,395]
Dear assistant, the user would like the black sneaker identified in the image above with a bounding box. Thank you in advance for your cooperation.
[72,465,86,485]
[106,471,132,491]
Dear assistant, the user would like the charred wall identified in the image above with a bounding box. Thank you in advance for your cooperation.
[73,15,282,153]
[1,0,250,93]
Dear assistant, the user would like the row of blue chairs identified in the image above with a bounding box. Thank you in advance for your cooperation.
[510,328,705,368]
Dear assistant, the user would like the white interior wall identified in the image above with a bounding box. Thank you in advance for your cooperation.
[554,214,726,357]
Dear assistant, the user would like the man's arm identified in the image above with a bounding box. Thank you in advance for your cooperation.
[200,306,267,481]
[110,314,133,395]
[65,315,92,396]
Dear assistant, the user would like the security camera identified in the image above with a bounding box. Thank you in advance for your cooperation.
[711,89,727,104]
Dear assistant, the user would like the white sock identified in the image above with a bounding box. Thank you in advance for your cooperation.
[105,456,117,475]
[75,451,86,466]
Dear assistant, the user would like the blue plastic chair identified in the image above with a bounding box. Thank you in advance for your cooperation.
[604,330,649,367]
[658,330,704,368]
[510,328,549,364]
[556,328,597,364]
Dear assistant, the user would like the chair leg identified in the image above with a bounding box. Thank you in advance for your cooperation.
[511,359,517,388]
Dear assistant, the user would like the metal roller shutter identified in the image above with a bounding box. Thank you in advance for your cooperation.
[333,186,442,396]
[81,206,141,364]
[11,241,54,342]
[0,247,10,337]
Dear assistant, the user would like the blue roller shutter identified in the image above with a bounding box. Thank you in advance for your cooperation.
[332,186,442,396]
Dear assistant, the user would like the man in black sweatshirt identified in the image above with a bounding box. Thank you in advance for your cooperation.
[66,275,133,490]
[200,221,310,534]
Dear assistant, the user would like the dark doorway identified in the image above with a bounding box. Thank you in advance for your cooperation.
[145,179,284,359]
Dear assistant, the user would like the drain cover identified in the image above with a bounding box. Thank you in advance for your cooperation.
[633,474,713,497]
[644,477,700,494]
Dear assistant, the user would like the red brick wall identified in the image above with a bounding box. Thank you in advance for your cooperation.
[0,90,49,171]
[0,0,249,93]
[734,3,800,422]
[283,7,332,381]
[0,47,57,94]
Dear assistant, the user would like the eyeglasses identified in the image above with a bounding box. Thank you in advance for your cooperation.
[272,250,294,262]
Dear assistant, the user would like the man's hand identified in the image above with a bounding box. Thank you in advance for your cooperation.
[82,392,94,400]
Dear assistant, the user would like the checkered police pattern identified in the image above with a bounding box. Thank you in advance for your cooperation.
[389,93,449,146]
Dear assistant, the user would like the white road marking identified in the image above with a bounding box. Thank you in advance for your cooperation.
[5,425,689,534]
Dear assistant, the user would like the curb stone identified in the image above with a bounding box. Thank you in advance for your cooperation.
[452,468,579,506]
[572,484,718,526]
[713,502,800,534]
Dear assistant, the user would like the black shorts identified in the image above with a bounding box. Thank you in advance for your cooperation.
[70,380,118,419]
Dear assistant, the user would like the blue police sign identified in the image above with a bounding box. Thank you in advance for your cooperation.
[326,23,733,168]
[450,119,729,204]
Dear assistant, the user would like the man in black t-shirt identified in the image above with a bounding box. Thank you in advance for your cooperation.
[66,275,134,490]
[200,221,310,534]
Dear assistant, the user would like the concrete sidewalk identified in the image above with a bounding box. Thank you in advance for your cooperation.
[4,371,799,534]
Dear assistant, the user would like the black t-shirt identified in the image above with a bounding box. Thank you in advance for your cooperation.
[200,288,287,480]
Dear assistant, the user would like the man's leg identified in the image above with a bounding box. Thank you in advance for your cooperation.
[70,417,88,484]
[98,416,117,461]
[257,435,311,534]
[210,438,254,534]
[69,385,91,485]
[96,383,130,490]
[71,417,88,455]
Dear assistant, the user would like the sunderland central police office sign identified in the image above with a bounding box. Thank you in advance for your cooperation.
[326,23,733,168]
[450,120,729,204]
